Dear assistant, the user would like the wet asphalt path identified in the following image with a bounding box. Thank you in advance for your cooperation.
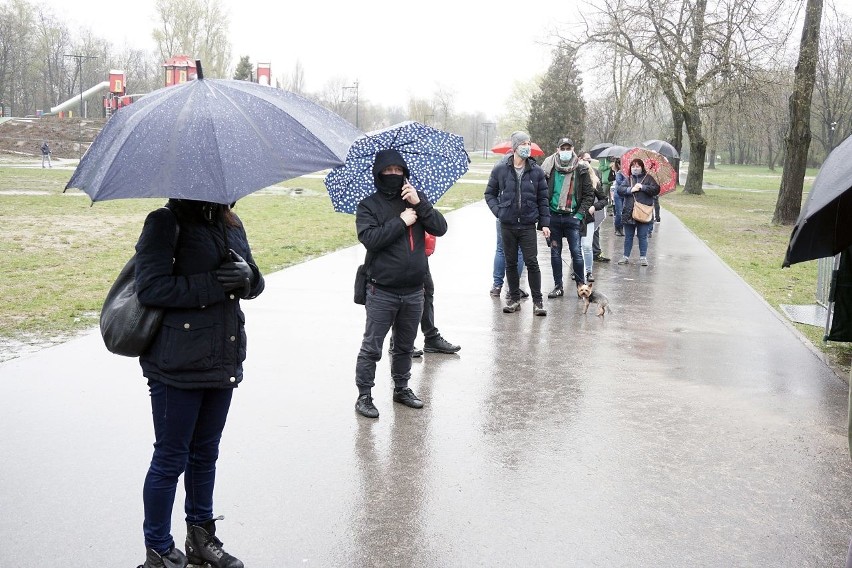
[0,200,850,567]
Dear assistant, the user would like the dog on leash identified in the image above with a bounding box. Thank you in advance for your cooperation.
[576,283,612,317]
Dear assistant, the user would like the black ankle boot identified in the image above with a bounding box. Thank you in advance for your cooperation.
[185,517,244,568]
[137,545,187,568]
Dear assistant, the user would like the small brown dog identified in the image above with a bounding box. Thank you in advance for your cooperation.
[576,283,612,317]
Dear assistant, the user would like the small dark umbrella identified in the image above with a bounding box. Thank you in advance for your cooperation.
[597,145,628,158]
[642,139,680,159]
[588,142,613,159]
[783,134,852,267]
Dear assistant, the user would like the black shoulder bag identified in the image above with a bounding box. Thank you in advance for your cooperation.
[100,208,179,356]
[354,251,373,305]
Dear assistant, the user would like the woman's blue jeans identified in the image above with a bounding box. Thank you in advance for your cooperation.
[143,380,233,554]
[623,221,651,258]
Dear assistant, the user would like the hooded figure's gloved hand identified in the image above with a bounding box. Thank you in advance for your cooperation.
[217,249,253,297]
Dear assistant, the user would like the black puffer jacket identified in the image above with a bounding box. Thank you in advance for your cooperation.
[356,150,448,294]
[484,155,550,229]
[134,201,265,389]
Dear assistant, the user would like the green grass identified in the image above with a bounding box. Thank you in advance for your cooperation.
[0,159,489,350]
[2,157,849,377]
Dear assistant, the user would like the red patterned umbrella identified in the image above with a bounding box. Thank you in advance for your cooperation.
[620,147,677,194]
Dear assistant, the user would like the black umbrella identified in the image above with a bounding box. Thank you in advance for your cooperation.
[588,142,613,159]
[597,145,628,158]
[66,61,362,204]
[784,134,852,267]
[642,139,680,159]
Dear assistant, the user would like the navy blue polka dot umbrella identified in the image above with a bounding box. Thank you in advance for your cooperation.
[324,121,470,214]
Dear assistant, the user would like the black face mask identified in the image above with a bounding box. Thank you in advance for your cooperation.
[376,173,405,195]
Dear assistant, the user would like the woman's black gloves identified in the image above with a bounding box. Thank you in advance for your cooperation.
[217,249,253,298]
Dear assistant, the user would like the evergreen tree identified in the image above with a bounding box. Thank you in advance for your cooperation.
[527,43,587,154]
[233,56,253,81]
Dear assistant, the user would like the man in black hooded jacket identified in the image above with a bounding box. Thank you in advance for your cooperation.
[353,149,448,419]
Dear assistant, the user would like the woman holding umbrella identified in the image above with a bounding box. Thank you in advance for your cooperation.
[616,158,660,266]
[134,200,264,568]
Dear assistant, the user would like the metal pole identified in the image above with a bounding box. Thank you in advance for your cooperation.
[64,54,97,160]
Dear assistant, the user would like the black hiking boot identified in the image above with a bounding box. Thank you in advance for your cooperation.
[138,545,187,568]
[185,517,244,568]
[393,387,424,409]
[423,335,461,353]
[355,394,379,418]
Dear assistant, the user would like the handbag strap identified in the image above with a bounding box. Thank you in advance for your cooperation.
[160,206,180,255]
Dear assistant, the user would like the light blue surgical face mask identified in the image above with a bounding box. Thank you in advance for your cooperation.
[559,150,573,161]
[517,145,531,159]
[631,167,642,176]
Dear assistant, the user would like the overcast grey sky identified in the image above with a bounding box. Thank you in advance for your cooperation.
[42,0,579,118]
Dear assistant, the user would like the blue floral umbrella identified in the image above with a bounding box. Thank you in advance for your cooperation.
[324,121,470,214]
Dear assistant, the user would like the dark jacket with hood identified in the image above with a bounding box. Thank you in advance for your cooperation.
[134,200,265,389]
[356,149,448,295]
[484,154,550,229]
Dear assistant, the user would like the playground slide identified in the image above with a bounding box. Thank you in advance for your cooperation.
[50,81,110,115]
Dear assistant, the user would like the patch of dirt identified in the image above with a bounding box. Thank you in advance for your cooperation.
[0,115,106,159]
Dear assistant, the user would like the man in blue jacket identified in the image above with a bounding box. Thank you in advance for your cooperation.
[484,131,550,316]
[353,149,448,419]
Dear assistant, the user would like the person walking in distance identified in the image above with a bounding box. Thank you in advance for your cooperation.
[40,141,51,168]
[484,131,550,316]
[354,149,448,419]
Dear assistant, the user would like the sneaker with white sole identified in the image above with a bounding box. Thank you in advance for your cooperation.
[617,256,629,265]
[639,257,649,266]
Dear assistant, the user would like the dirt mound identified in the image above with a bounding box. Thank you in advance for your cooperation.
[0,115,106,159]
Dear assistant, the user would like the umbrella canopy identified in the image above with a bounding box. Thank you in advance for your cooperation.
[490,140,545,157]
[642,139,680,159]
[588,142,613,159]
[784,134,852,267]
[597,145,628,158]
[621,147,677,195]
[66,74,362,204]
[323,121,469,214]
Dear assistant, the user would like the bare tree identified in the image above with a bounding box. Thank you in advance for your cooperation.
[774,0,824,225]
[152,0,232,78]
[284,60,305,95]
[576,0,785,195]
[812,7,852,157]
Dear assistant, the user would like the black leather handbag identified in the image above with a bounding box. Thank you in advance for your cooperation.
[354,251,373,305]
[100,209,178,356]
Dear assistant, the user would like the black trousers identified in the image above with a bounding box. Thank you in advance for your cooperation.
[501,224,542,303]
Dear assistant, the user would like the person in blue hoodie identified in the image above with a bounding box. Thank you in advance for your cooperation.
[353,149,448,419]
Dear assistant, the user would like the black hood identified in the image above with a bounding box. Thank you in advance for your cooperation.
[372,149,410,185]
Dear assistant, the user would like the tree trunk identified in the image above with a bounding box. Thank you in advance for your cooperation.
[708,148,716,169]
[671,111,684,185]
[773,0,824,225]
[682,103,706,195]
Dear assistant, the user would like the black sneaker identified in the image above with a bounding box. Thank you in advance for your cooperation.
[594,255,610,263]
[586,272,594,283]
[423,335,461,353]
[533,301,547,316]
[615,229,624,237]
[355,394,379,418]
[504,289,530,300]
[547,286,564,298]
[393,387,423,409]
[503,300,521,313]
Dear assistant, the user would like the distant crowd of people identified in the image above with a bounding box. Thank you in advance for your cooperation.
[485,131,660,313]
